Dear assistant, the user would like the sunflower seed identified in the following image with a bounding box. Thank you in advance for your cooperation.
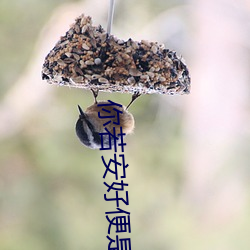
[72,76,84,83]
[140,75,149,82]
[92,74,101,79]
[151,45,158,54]
[82,43,90,50]
[141,40,150,47]
[85,60,94,65]
[128,77,135,84]
[129,68,142,77]
[98,77,109,84]
[75,24,80,34]
[81,25,88,34]
[73,53,80,60]
[147,72,154,78]
[65,52,72,58]
[57,59,67,66]
[63,58,75,64]
[74,66,83,75]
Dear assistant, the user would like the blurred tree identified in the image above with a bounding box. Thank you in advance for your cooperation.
[185,0,250,225]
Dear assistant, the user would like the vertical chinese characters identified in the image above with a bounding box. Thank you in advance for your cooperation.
[98,100,132,250]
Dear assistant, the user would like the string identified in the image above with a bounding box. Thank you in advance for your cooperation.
[107,0,115,34]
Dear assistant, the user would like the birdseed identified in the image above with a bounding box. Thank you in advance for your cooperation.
[42,14,190,95]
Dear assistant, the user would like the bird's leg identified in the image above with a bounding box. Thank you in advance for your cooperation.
[126,92,141,110]
[91,89,99,104]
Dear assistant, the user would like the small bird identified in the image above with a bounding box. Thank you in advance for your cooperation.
[75,90,135,149]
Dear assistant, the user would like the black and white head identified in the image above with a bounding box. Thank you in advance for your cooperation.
[75,101,135,149]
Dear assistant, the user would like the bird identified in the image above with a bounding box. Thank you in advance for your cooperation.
[75,90,135,149]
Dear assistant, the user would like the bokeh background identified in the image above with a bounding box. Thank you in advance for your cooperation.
[1,0,250,249]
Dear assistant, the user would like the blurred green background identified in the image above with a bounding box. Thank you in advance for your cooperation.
[1,0,250,249]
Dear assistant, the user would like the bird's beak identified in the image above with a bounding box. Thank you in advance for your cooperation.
[77,105,86,118]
